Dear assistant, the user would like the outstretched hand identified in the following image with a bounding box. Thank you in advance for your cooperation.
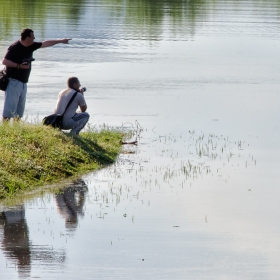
[61,38,72,44]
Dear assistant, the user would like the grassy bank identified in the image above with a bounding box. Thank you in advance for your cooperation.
[0,122,124,199]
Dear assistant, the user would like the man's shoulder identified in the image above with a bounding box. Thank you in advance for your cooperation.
[58,89,84,98]
[67,89,83,98]
[76,91,84,97]
[8,40,20,50]
[32,41,42,50]
[58,88,71,95]
[76,91,85,100]
[8,41,42,50]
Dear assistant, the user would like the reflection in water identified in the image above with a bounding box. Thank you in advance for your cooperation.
[0,179,87,278]
[0,0,86,40]
[55,179,88,232]
[0,205,66,278]
[0,206,31,278]
[3,0,275,42]
[1,0,280,278]
[102,0,212,40]
[1,0,280,53]
[0,0,219,43]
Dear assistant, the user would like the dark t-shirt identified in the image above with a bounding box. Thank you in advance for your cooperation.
[5,40,42,83]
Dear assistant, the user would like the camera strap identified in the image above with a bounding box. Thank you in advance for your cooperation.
[61,91,78,116]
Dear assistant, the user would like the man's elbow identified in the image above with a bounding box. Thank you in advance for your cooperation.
[2,58,7,65]
[80,105,87,112]
[2,58,11,67]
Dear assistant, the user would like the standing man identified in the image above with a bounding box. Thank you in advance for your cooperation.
[54,77,89,135]
[1,28,71,121]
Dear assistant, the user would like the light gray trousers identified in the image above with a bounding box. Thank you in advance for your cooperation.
[62,112,90,135]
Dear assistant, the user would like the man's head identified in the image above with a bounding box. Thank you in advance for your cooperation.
[68,77,81,91]
[21,28,35,45]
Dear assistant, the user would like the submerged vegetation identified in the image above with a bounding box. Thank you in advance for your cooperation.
[0,122,124,199]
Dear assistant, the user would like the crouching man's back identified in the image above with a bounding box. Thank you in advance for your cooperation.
[54,77,89,135]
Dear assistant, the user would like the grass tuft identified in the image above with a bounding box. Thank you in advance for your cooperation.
[0,122,124,199]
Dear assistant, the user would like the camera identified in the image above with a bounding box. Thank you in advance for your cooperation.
[81,87,86,92]
[22,57,35,65]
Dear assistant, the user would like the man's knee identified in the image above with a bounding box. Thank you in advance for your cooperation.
[81,112,90,123]
[83,112,90,118]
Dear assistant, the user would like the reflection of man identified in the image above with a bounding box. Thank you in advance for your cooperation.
[55,179,88,231]
[0,204,67,277]
[54,77,89,135]
[2,28,71,121]
[0,206,31,278]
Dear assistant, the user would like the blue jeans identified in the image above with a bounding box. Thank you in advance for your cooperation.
[62,112,90,135]
[3,78,27,118]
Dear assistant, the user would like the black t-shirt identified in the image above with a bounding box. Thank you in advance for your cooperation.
[5,40,42,83]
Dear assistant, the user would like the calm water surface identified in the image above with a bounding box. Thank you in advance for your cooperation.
[1,0,280,279]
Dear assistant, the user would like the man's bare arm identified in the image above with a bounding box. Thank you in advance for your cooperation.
[80,105,87,112]
[41,38,72,48]
[2,58,29,69]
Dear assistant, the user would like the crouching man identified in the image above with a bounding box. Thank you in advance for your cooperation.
[54,77,89,135]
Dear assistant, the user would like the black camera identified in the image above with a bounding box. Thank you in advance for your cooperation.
[81,87,86,92]
[22,57,35,64]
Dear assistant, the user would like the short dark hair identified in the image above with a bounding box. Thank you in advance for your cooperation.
[67,77,79,89]
[21,28,34,40]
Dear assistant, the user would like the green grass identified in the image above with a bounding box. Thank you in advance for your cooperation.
[0,122,124,199]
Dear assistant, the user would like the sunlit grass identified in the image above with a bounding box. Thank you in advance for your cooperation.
[0,121,124,199]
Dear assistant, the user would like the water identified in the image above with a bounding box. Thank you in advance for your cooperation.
[1,0,280,279]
